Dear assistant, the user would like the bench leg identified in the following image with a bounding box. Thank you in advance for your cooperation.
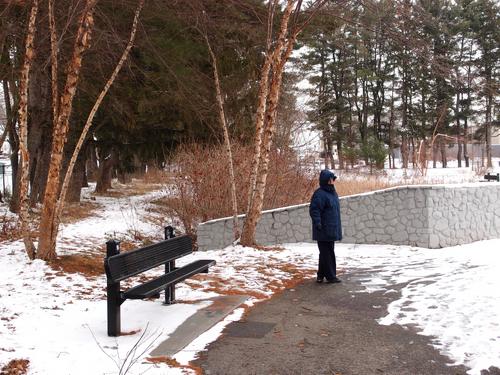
[106,240,122,336]
[165,260,176,305]
[107,281,121,336]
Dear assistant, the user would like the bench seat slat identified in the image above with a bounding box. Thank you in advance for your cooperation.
[106,235,192,282]
[123,259,216,299]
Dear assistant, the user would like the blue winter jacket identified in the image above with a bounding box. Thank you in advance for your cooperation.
[309,170,343,242]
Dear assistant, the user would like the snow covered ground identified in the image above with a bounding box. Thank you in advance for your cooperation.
[1,184,500,374]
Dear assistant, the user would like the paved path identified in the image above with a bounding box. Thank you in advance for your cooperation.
[194,271,469,375]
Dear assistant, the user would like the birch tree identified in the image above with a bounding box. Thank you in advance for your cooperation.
[13,0,145,261]
[17,0,39,259]
[240,0,327,246]
[36,0,98,260]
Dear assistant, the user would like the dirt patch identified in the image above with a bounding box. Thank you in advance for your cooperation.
[146,356,203,375]
[48,239,161,278]
[0,359,29,375]
[50,254,104,278]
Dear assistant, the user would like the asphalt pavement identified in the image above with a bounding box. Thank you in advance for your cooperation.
[194,270,471,375]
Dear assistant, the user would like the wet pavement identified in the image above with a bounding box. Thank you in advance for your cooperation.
[194,271,470,375]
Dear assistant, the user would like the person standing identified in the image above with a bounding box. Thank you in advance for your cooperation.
[309,169,342,283]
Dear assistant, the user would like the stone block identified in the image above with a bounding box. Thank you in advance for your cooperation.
[386,226,396,235]
[374,205,386,215]
[366,234,377,243]
[434,217,449,231]
[429,234,440,248]
[392,231,408,242]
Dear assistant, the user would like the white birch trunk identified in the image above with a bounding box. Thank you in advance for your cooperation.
[245,0,280,214]
[240,0,297,246]
[17,0,39,259]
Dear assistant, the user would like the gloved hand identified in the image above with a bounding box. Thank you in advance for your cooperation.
[316,224,322,231]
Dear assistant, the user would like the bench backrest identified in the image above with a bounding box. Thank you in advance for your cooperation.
[105,235,192,282]
[484,173,499,181]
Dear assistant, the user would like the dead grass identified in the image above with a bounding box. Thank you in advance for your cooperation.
[92,179,163,198]
[141,167,171,184]
[59,201,100,224]
[335,177,399,197]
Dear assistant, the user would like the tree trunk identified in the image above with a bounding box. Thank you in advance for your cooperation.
[2,78,20,212]
[9,151,20,213]
[95,150,117,194]
[28,64,52,205]
[432,143,437,168]
[246,0,282,214]
[29,143,51,205]
[401,136,409,169]
[117,169,132,184]
[241,0,300,246]
[457,141,463,168]
[55,0,144,227]
[204,32,240,240]
[411,137,416,168]
[17,0,39,259]
[65,152,85,202]
[86,142,99,181]
[485,91,492,168]
[456,91,462,168]
[0,126,8,151]
[440,141,447,168]
[82,162,89,188]
[464,116,469,168]
[335,107,343,169]
[323,137,330,169]
[37,0,97,261]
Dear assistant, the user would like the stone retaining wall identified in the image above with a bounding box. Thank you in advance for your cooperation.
[197,183,500,250]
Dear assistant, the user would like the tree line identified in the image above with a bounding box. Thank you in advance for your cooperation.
[0,1,498,260]
[1,0,329,260]
[301,0,498,171]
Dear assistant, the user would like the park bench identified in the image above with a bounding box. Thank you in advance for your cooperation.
[104,227,216,336]
[484,172,499,182]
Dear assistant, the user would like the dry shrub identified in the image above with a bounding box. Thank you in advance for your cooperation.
[0,359,29,375]
[0,213,21,241]
[142,166,169,183]
[157,144,423,237]
[159,143,316,235]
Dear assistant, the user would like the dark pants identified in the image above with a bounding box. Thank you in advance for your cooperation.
[317,241,337,280]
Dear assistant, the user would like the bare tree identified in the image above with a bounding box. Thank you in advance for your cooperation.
[240,0,327,246]
[14,0,145,261]
[36,0,98,260]
[54,0,145,243]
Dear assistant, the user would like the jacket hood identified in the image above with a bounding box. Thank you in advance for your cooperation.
[319,170,337,186]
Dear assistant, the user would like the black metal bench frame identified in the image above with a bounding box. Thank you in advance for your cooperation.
[484,172,500,182]
[104,229,215,336]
